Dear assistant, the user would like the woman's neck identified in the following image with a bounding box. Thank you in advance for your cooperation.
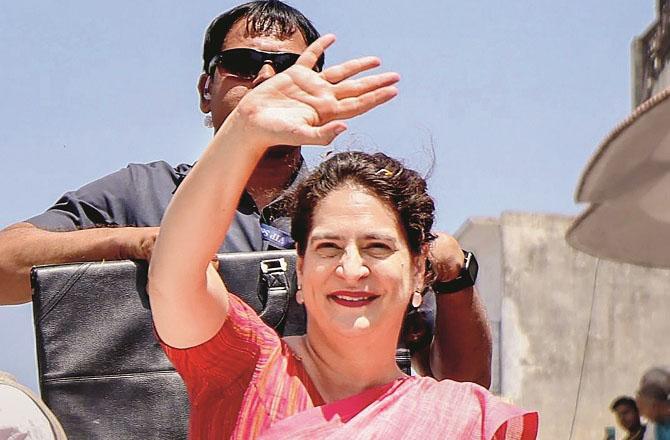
[287,325,406,403]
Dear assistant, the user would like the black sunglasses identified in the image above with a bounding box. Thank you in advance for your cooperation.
[208,48,323,80]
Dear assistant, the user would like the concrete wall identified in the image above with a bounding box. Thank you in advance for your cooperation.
[456,212,670,439]
[651,63,670,97]
[456,217,503,394]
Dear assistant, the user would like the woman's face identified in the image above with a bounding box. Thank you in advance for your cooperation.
[297,184,424,337]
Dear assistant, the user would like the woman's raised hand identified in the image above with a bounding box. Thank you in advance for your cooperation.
[230,34,400,148]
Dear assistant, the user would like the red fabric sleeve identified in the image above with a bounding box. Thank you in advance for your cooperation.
[159,293,282,393]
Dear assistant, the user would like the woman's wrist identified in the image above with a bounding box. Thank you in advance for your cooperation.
[212,109,270,160]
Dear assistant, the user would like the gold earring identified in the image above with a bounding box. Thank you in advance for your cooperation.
[296,285,304,305]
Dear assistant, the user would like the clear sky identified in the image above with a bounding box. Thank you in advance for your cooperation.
[0,1,655,391]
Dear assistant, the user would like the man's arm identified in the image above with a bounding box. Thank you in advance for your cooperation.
[411,233,493,388]
[429,286,492,387]
[0,222,157,305]
[0,162,181,305]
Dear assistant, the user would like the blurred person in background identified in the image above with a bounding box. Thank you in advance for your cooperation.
[610,395,648,440]
[636,367,670,440]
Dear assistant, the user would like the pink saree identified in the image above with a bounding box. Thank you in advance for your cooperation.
[161,294,538,439]
[258,375,538,439]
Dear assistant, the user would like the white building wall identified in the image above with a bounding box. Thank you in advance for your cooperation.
[455,212,670,439]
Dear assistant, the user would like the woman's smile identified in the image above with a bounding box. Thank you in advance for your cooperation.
[328,291,381,307]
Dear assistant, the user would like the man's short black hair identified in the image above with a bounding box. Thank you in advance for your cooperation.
[202,1,323,73]
[611,396,639,412]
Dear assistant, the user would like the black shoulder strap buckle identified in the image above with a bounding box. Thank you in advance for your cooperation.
[258,258,290,328]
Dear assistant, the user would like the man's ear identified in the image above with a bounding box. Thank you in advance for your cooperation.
[197,73,211,113]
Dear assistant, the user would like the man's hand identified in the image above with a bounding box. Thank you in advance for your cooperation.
[428,232,465,283]
[0,223,161,305]
[116,227,159,261]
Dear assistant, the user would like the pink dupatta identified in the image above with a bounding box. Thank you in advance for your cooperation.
[258,376,538,440]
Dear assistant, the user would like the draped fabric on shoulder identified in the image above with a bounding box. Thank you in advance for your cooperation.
[158,294,537,439]
[492,412,539,440]
[258,375,538,440]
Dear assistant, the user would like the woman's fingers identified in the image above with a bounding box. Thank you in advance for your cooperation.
[321,56,381,84]
[333,72,400,100]
[297,121,348,146]
[331,85,399,121]
[299,78,399,127]
[264,33,399,136]
[295,34,336,70]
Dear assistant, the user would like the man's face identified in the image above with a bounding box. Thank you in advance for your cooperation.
[199,19,309,130]
[614,403,641,432]
[636,393,660,421]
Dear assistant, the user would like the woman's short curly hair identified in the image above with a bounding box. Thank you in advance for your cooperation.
[289,151,435,256]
